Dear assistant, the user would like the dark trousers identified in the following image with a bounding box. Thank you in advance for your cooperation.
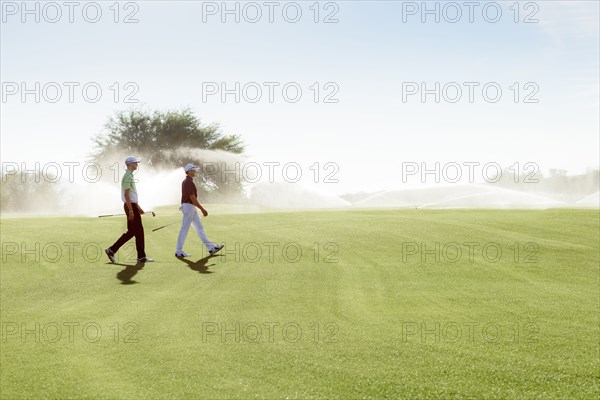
[109,203,146,259]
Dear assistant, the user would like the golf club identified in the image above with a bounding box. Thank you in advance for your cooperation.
[98,211,156,218]
[152,221,177,232]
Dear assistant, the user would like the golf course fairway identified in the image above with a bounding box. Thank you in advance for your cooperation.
[1,207,598,399]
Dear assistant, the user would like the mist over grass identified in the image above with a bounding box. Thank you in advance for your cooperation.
[1,152,598,216]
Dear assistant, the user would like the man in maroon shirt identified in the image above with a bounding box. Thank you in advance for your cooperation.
[175,164,223,257]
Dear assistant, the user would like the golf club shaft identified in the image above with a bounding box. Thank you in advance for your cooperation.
[99,211,156,218]
[152,222,177,232]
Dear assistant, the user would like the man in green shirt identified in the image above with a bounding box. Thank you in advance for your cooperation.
[105,156,153,263]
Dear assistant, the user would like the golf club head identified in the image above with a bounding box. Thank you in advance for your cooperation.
[152,212,156,217]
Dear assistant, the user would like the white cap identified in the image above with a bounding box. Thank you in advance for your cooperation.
[125,156,141,164]
[184,163,199,172]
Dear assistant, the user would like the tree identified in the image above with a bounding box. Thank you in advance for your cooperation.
[92,108,246,202]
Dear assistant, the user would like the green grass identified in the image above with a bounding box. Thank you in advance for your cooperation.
[1,208,598,399]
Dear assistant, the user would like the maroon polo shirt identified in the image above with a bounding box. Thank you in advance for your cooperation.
[181,175,197,204]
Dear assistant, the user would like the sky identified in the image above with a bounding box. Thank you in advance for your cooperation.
[1,0,599,196]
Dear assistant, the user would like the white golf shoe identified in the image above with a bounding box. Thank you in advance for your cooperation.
[209,245,224,255]
[105,248,116,263]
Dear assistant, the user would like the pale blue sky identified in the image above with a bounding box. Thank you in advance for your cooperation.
[1,1,598,194]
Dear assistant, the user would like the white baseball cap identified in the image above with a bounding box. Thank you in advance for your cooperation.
[184,163,199,172]
[125,156,141,164]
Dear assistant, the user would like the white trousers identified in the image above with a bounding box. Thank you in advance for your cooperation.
[176,203,215,252]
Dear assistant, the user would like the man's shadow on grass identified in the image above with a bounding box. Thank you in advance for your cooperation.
[177,254,222,274]
[112,262,145,285]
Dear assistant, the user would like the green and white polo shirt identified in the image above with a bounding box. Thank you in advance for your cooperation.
[121,170,138,203]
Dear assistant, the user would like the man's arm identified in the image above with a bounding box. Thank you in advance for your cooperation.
[124,189,134,221]
[190,194,208,217]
